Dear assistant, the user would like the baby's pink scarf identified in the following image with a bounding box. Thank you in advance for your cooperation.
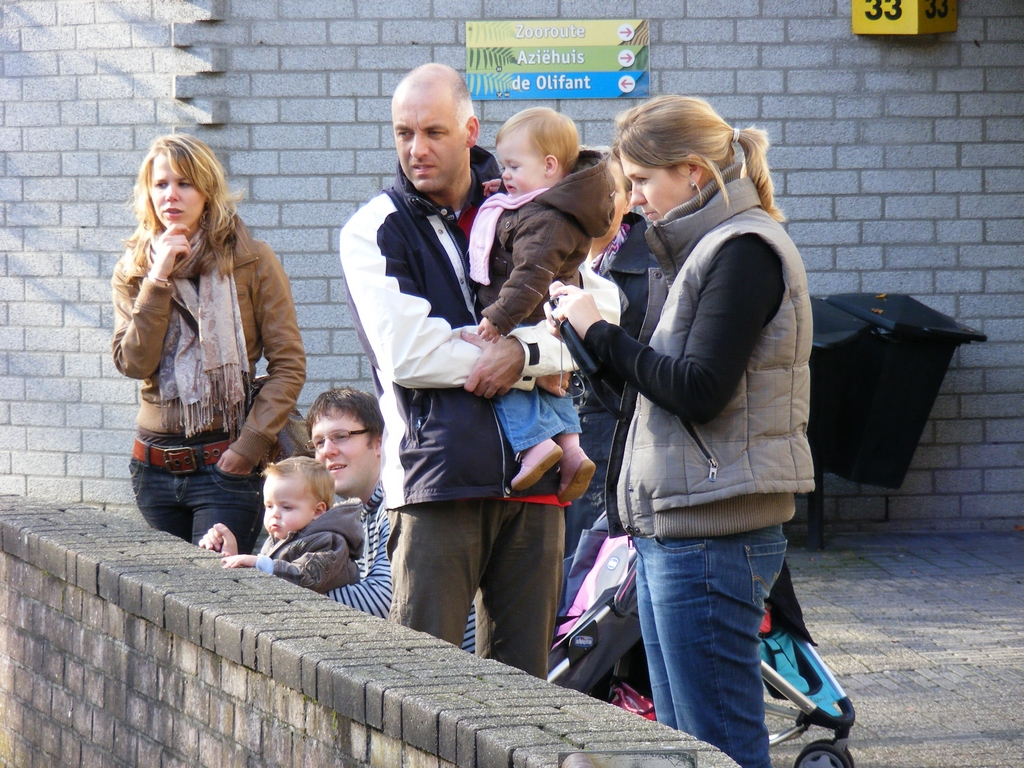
[468,187,548,285]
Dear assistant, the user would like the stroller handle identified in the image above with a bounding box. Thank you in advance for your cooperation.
[612,556,638,616]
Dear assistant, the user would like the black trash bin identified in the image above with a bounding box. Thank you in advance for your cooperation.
[807,298,871,474]
[805,293,986,548]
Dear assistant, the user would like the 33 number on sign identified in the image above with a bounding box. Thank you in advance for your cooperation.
[864,0,902,21]
[924,0,949,18]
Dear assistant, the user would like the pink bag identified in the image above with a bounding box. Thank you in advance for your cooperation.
[555,535,633,638]
[610,681,656,720]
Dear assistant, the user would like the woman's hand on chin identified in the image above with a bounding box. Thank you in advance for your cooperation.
[148,223,191,282]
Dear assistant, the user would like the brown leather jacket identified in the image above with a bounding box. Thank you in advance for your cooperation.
[477,150,615,335]
[111,222,306,466]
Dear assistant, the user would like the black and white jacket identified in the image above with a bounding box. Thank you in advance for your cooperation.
[339,148,617,508]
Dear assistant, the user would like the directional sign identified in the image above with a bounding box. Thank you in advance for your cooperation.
[465,19,650,101]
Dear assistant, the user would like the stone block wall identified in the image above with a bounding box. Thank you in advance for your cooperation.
[0,496,734,768]
[1,0,1022,530]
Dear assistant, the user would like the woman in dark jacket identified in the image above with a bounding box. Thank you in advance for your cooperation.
[566,153,661,556]
[551,96,814,768]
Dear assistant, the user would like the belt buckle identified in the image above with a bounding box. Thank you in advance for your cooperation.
[163,447,198,474]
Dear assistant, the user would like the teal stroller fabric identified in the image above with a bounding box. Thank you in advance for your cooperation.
[760,628,844,716]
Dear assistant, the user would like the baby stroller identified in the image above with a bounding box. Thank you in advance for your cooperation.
[548,517,856,768]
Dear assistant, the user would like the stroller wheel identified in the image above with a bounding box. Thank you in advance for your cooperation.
[794,740,854,768]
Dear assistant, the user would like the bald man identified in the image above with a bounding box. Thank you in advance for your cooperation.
[338,64,610,677]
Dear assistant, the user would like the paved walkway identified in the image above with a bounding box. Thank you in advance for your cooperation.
[770,531,1024,768]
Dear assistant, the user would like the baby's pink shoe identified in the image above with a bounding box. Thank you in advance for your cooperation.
[557,446,596,503]
[511,439,563,492]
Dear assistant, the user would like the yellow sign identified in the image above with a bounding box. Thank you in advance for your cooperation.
[465,20,650,101]
[852,0,957,35]
[466,20,648,47]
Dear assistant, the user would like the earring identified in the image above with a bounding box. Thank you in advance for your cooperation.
[689,180,698,191]
[199,208,209,228]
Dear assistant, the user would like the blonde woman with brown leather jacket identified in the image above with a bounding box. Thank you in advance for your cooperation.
[112,134,305,555]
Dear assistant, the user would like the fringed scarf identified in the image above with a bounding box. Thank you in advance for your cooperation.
[155,230,249,439]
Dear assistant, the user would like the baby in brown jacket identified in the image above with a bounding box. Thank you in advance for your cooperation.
[468,108,615,502]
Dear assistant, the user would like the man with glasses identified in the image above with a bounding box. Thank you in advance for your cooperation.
[305,387,392,617]
[305,388,477,651]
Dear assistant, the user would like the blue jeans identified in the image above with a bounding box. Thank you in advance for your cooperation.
[493,386,581,454]
[129,458,264,555]
[634,524,787,768]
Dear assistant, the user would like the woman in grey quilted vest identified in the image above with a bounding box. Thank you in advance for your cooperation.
[550,95,814,768]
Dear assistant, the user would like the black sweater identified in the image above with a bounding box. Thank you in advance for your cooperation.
[584,233,784,425]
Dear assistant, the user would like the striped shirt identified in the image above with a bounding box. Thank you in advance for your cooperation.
[326,486,392,618]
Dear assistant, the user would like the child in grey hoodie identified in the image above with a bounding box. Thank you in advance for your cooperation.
[200,456,363,594]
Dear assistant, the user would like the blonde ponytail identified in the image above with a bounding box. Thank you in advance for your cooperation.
[613,95,784,222]
[734,127,784,222]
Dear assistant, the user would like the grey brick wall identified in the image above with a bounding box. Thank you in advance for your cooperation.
[1,0,1021,530]
[0,496,732,768]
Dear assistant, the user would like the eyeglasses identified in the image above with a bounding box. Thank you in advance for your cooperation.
[307,429,369,453]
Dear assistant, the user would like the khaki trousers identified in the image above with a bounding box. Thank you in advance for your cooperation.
[388,498,564,679]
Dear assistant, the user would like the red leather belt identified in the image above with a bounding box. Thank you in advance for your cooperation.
[133,438,231,474]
